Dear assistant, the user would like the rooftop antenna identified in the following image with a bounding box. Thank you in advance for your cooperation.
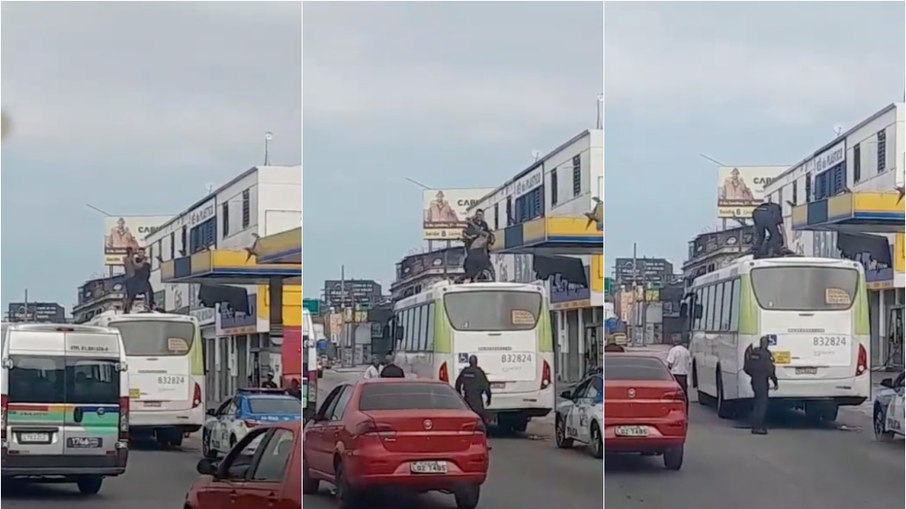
[205,183,214,195]
[264,131,273,166]
[531,150,541,162]
[833,124,843,137]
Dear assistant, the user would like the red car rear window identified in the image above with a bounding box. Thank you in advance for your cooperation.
[360,383,468,411]
[604,357,673,381]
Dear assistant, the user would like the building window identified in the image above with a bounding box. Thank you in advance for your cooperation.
[877,129,886,172]
[190,218,217,254]
[853,143,861,183]
[493,202,499,230]
[169,232,175,259]
[180,226,187,255]
[241,189,250,229]
[506,196,513,226]
[572,155,581,197]
[550,168,559,206]
[514,186,544,224]
[222,202,230,237]
[805,173,812,203]
[791,179,798,205]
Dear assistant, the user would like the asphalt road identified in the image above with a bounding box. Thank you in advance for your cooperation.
[605,395,905,509]
[2,436,203,508]
[303,369,603,509]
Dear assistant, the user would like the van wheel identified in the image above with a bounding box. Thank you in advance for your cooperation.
[663,447,684,470]
[715,370,734,419]
[302,454,319,494]
[76,475,104,495]
[454,484,481,509]
[589,423,603,459]
[555,415,574,449]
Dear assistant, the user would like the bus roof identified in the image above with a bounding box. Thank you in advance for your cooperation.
[395,280,546,309]
[89,310,199,324]
[690,255,864,288]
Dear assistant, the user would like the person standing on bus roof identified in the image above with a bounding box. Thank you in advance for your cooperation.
[744,336,779,435]
[455,355,492,423]
[379,353,405,378]
[666,336,692,411]
[364,356,382,379]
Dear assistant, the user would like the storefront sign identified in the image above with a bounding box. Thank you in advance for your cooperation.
[512,167,543,199]
[806,141,846,174]
[191,307,216,326]
[216,294,257,335]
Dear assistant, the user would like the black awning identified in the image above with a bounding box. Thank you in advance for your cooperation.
[197,284,250,314]
[533,255,588,286]
[837,232,892,268]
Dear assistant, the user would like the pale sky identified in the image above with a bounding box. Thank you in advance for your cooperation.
[1,2,301,312]
[605,1,905,272]
[303,1,603,296]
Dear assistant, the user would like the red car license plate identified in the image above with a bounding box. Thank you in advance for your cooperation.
[614,425,649,437]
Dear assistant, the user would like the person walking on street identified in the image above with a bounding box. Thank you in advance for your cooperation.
[744,335,779,435]
[379,353,405,378]
[455,355,492,423]
[364,356,382,379]
[666,337,692,411]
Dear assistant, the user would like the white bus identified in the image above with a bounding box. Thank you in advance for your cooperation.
[687,255,870,422]
[392,281,555,432]
[89,311,204,447]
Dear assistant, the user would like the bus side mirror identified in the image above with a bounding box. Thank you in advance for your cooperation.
[394,327,404,341]
[693,304,703,320]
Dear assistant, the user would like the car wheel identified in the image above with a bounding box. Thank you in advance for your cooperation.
[663,446,683,470]
[454,484,481,509]
[335,461,360,509]
[229,434,237,449]
[202,431,217,459]
[589,423,603,459]
[302,454,319,494]
[874,408,895,442]
[555,415,574,449]
[76,475,104,495]
[715,371,734,419]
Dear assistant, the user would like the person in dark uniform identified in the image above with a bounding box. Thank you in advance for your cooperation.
[261,373,278,388]
[460,210,496,282]
[454,355,492,423]
[287,379,302,400]
[744,336,779,434]
[751,201,788,259]
[379,354,405,378]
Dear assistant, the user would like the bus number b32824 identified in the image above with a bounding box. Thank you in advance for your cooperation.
[500,353,533,363]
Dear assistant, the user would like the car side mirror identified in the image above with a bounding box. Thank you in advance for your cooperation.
[196,458,218,476]
[560,390,573,400]
[880,378,894,389]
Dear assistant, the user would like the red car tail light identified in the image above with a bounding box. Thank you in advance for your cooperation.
[1,394,8,440]
[856,344,868,376]
[541,360,552,390]
[119,396,130,441]
[192,383,202,408]
[439,362,449,383]
[353,419,396,438]
[662,389,686,402]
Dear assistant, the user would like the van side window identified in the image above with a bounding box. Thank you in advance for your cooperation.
[8,355,65,404]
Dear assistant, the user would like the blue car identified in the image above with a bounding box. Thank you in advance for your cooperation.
[202,388,302,458]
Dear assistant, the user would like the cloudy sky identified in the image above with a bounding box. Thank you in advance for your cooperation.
[605,1,905,271]
[1,2,301,311]
[303,1,603,296]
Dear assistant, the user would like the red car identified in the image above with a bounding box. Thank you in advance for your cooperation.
[303,379,489,509]
[603,353,688,470]
[185,422,301,509]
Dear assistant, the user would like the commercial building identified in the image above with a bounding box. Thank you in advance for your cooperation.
[764,103,905,368]
[72,275,128,324]
[391,247,465,301]
[6,302,66,323]
[471,129,604,382]
[147,165,302,405]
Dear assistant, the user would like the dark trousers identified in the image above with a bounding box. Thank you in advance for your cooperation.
[752,211,784,258]
[674,374,689,411]
[750,378,769,429]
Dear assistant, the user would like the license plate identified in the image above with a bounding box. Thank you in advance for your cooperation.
[18,432,51,444]
[410,461,447,474]
[773,351,791,365]
[143,401,162,408]
[490,382,506,389]
[614,425,649,437]
[129,389,141,399]
[795,367,818,375]
[67,437,102,448]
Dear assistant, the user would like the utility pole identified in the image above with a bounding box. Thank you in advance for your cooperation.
[23,289,29,323]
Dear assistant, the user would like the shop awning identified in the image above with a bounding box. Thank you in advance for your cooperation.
[792,191,904,234]
[161,249,301,285]
[255,227,301,264]
[490,216,603,256]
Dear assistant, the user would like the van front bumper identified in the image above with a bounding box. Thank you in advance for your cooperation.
[1,449,128,477]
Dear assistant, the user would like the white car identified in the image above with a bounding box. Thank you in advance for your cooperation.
[555,373,603,457]
[202,389,302,458]
[874,371,905,442]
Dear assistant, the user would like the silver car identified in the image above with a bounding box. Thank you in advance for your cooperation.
[873,371,904,441]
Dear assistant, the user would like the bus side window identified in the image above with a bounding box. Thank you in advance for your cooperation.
[413,306,423,352]
[713,283,725,331]
[426,303,435,351]
[729,280,740,331]
[405,309,415,351]
[720,281,732,330]
[703,285,714,331]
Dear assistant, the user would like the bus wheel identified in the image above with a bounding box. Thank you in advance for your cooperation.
[511,415,529,433]
[805,401,838,423]
[715,371,734,419]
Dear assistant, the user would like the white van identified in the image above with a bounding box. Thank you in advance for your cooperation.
[1,324,131,494]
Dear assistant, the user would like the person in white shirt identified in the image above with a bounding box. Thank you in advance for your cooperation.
[363,356,382,379]
[666,336,693,410]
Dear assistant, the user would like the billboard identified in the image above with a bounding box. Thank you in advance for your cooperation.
[423,188,493,240]
[104,215,170,266]
[717,166,786,219]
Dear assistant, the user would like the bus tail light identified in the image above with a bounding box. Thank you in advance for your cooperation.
[856,344,868,376]
[307,370,318,404]
[119,396,130,440]
[540,360,551,390]
[1,394,8,441]
[192,383,202,408]
[439,362,449,383]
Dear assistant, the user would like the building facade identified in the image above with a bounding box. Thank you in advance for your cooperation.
[146,165,301,405]
[471,129,604,382]
[764,103,905,367]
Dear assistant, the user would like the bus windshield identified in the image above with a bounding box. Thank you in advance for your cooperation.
[444,291,542,331]
[751,267,859,311]
[109,320,195,356]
